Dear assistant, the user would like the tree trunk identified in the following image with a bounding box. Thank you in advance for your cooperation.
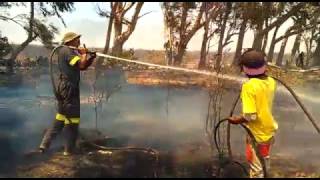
[7,2,36,73]
[103,2,116,54]
[96,2,116,68]
[312,40,320,66]
[303,35,310,69]
[306,29,315,68]
[261,35,268,52]
[112,3,123,56]
[111,41,124,56]
[232,18,247,65]
[267,26,279,63]
[216,3,231,70]
[261,19,269,52]
[174,43,186,66]
[253,3,304,50]
[252,21,264,50]
[172,4,206,66]
[163,4,174,66]
[168,28,174,65]
[198,11,209,69]
[173,3,188,66]
[290,33,301,65]
[112,2,143,56]
[269,22,314,64]
[276,37,288,66]
[253,35,264,50]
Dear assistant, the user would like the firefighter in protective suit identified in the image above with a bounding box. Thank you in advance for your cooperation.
[38,32,96,156]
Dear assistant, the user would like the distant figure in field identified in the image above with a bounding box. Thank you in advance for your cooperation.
[296,51,304,69]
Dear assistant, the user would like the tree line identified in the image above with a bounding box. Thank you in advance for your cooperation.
[1,2,320,73]
[161,2,320,69]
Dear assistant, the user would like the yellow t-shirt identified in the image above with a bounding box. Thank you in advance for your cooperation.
[241,76,278,143]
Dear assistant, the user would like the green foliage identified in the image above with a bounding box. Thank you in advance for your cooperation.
[162,2,203,32]
[38,2,75,27]
[0,2,10,8]
[0,2,75,59]
[33,20,59,49]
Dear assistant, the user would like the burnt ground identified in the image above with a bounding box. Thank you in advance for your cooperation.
[15,137,320,178]
[5,66,320,178]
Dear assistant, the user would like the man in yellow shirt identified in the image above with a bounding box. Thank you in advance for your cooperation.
[228,49,278,178]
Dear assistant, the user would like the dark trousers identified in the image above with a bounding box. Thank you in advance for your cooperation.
[39,119,79,153]
[40,78,80,153]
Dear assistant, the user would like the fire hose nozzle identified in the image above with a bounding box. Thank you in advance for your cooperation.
[88,50,96,54]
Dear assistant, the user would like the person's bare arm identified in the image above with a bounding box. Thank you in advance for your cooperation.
[228,113,257,124]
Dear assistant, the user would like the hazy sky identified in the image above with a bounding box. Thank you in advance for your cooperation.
[0,2,302,53]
